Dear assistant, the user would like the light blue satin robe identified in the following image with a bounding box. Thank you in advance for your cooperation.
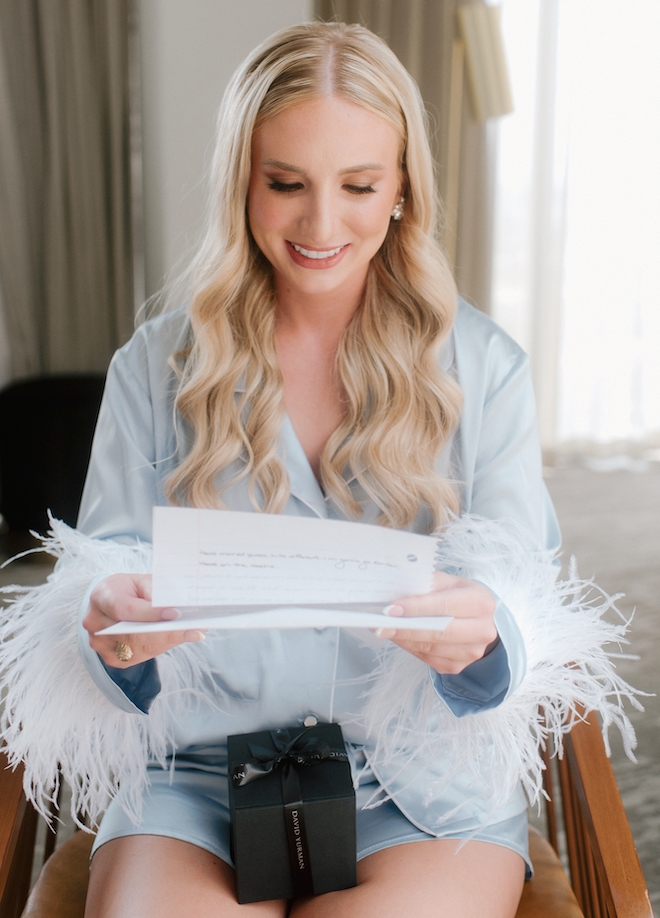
[76,297,560,837]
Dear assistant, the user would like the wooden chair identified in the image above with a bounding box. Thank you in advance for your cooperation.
[0,712,654,918]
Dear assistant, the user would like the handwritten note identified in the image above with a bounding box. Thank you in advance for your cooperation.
[98,508,453,634]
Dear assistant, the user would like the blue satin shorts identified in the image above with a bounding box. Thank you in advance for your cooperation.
[91,750,532,880]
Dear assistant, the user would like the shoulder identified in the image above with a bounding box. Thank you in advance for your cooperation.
[116,306,191,366]
[108,306,191,391]
[453,297,527,365]
[451,298,529,395]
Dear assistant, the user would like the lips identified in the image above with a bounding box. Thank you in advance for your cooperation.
[286,240,348,269]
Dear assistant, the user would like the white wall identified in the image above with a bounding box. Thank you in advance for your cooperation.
[138,0,313,301]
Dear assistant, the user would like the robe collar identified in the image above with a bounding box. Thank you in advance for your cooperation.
[230,330,455,522]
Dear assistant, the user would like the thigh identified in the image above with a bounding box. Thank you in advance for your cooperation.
[84,835,287,918]
[290,838,526,918]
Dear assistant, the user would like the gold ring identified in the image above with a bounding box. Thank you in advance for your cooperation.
[114,641,134,663]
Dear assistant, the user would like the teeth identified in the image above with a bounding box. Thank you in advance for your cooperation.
[291,243,343,260]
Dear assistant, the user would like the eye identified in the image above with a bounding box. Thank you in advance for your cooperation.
[345,184,376,195]
[268,180,303,193]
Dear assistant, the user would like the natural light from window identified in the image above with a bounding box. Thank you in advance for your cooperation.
[492,0,660,454]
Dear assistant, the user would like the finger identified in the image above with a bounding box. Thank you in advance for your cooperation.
[91,577,180,626]
[96,592,178,625]
[376,626,452,644]
[84,604,180,641]
[391,634,487,660]
[383,633,491,674]
[92,627,206,669]
[118,575,179,617]
[381,572,460,619]
[385,588,459,620]
[393,583,495,621]
[135,628,205,658]
[182,629,206,643]
[431,570,463,591]
[378,612,497,649]
[133,574,153,602]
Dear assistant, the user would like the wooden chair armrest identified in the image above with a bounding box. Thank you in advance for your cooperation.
[0,751,38,918]
[560,714,654,918]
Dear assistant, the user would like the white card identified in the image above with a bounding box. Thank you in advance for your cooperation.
[97,508,452,634]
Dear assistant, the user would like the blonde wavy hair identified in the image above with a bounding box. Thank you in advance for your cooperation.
[166,21,463,531]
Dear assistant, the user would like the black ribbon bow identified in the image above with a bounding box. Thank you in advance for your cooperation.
[231,726,348,897]
[231,726,347,787]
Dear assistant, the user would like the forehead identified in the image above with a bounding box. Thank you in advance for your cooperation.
[251,95,401,170]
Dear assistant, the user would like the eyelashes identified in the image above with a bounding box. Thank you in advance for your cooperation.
[345,184,376,195]
[267,180,377,196]
[268,180,303,193]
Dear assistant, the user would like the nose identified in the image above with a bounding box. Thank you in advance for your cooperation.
[298,186,338,245]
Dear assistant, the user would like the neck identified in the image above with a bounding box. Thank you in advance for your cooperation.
[273,277,365,340]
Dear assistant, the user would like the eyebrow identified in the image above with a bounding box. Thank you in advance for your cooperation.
[262,158,387,175]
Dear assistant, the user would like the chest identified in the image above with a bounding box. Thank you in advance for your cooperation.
[278,339,345,479]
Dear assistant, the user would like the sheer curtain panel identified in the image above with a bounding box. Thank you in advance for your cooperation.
[492,0,660,453]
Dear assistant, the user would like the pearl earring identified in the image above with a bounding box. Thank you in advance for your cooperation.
[390,197,405,221]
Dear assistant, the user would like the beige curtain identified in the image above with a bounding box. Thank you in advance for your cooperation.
[0,0,136,380]
[314,0,496,313]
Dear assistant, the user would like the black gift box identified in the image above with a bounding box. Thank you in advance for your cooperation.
[227,723,357,903]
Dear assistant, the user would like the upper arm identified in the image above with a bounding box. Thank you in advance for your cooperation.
[77,317,183,543]
[454,309,560,554]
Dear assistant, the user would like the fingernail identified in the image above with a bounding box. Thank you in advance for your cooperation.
[375,628,396,639]
[184,630,206,642]
[161,607,182,621]
[384,604,405,617]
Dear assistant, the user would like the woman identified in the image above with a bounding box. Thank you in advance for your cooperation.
[0,21,634,918]
[77,21,545,916]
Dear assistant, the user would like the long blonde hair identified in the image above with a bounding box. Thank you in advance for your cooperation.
[166,22,463,531]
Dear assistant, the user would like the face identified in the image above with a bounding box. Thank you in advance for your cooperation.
[248,95,404,310]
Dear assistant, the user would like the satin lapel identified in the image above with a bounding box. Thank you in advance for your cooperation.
[279,414,329,519]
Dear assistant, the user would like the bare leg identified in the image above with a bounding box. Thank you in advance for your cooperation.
[290,839,525,918]
[84,835,288,918]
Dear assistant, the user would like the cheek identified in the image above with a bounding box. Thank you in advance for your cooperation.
[249,196,292,238]
[247,192,266,236]
[351,201,395,243]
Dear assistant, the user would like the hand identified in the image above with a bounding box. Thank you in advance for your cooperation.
[83,573,206,669]
[375,572,498,675]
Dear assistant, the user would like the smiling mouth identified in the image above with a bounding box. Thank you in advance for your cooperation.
[289,242,345,260]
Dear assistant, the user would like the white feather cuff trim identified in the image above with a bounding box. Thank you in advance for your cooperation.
[0,518,214,830]
[361,515,643,826]
[0,515,643,833]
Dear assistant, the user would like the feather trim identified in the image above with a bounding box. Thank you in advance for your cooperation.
[0,515,643,834]
[361,515,643,828]
[0,518,214,830]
